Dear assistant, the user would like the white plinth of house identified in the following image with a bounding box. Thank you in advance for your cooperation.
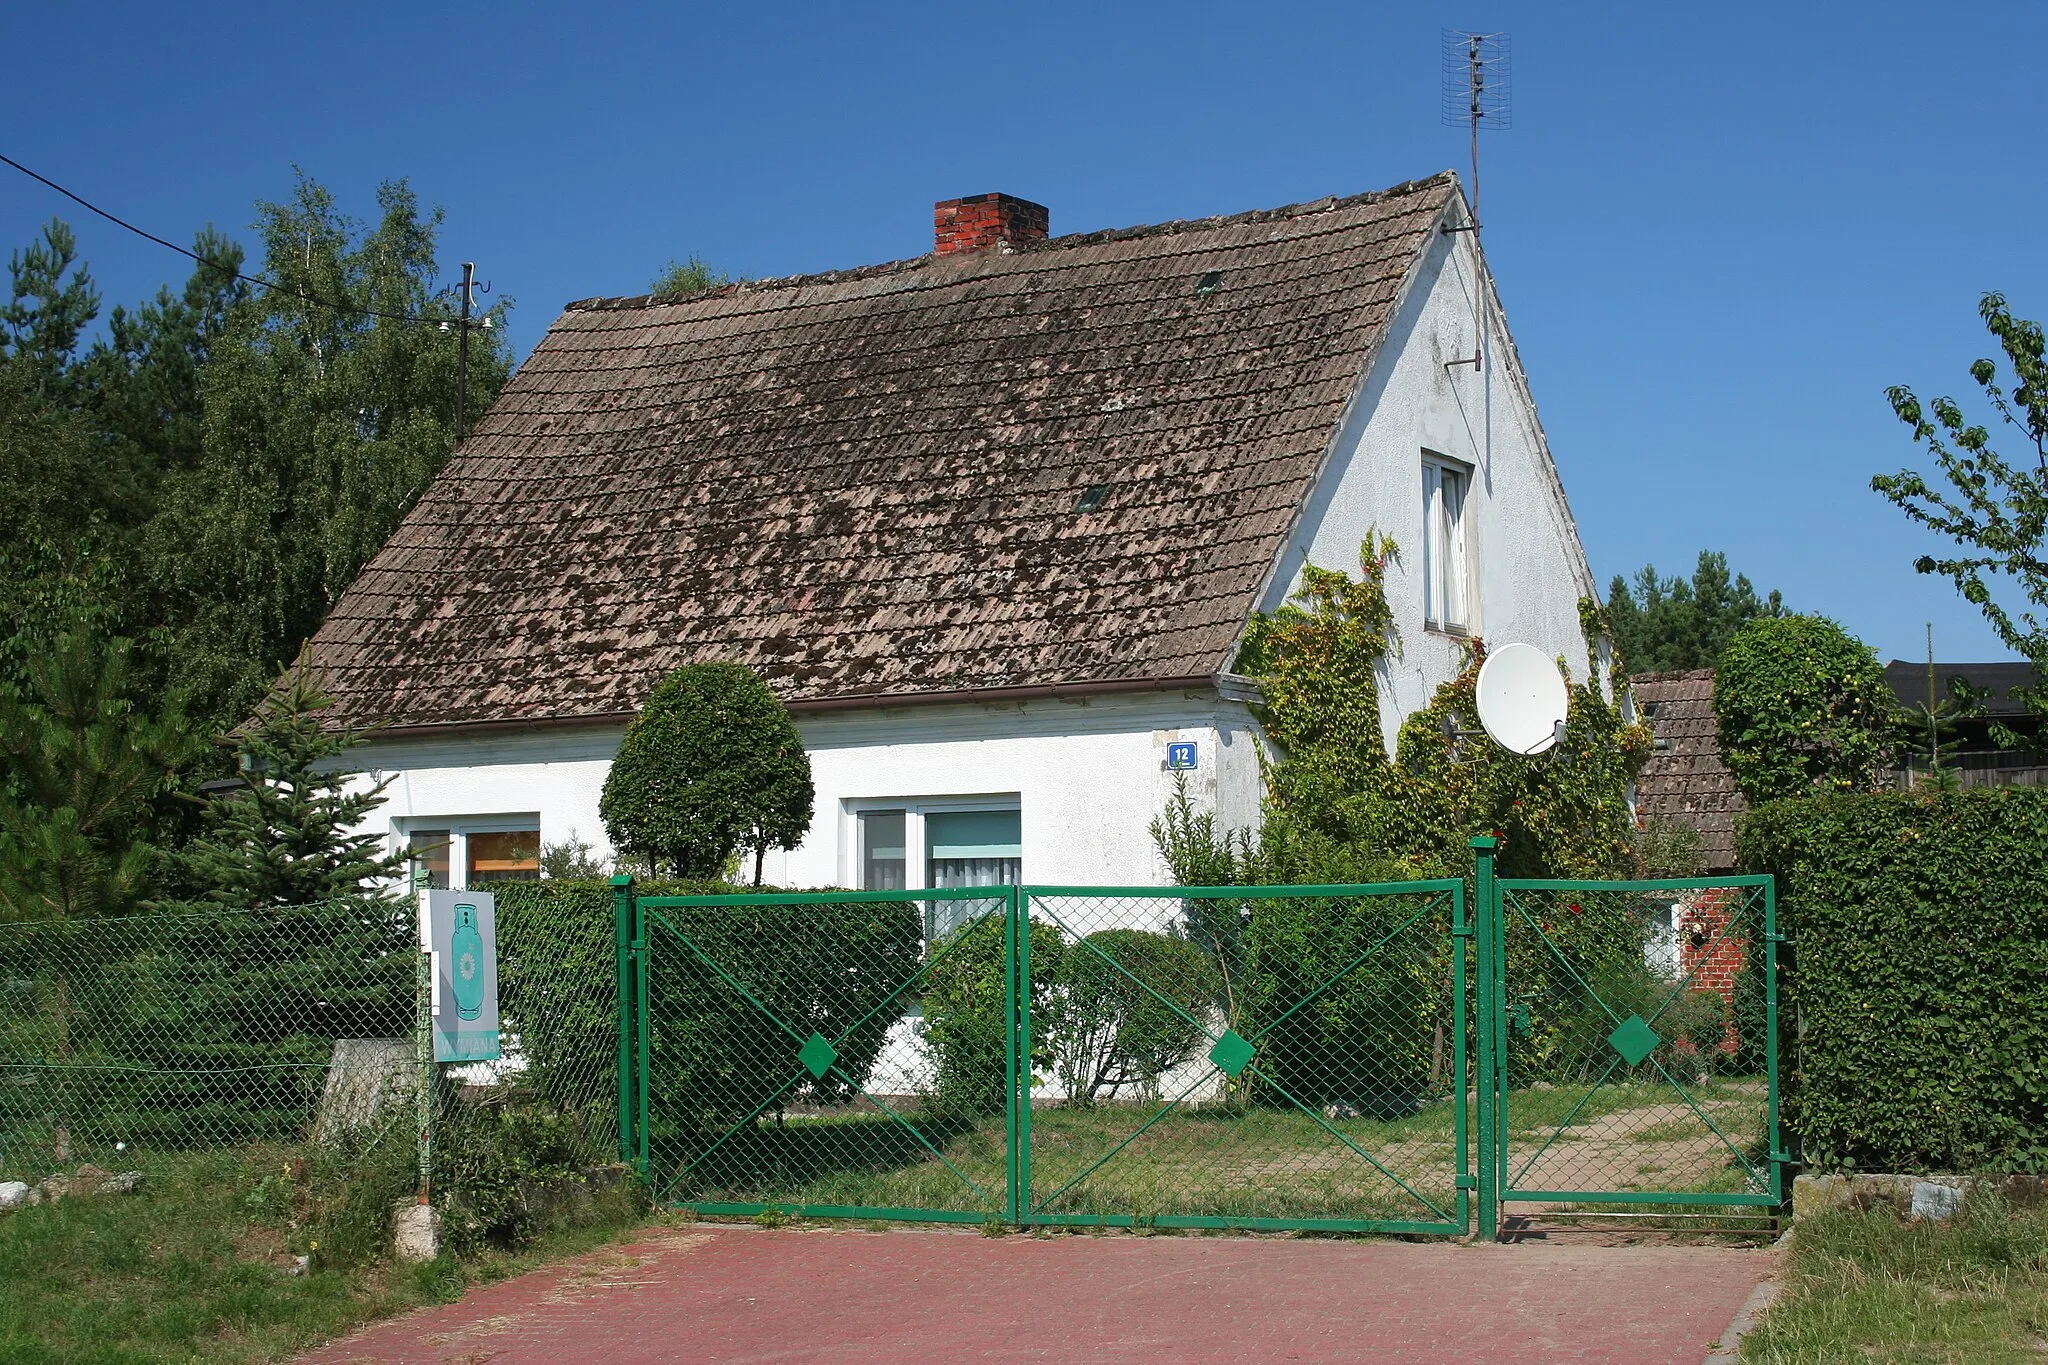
[308,174,1595,892]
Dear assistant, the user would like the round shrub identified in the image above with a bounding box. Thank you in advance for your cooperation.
[1714,614,1893,804]
[1049,929,1219,1107]
[600,662,813,879]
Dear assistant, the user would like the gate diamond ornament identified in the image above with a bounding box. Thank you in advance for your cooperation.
[1208,1028,1255,1078]
[798,1031,838,1080]
[1606,1013,1661,1067]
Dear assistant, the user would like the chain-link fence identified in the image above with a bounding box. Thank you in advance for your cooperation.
[0,888,620,1186]
[1494,877,1777,1211]
[636,888,1010,1222]
[0,900,417,1180]
[1020,884,1467,1231]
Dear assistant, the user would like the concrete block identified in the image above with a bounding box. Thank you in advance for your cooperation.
[1911,1181,1965,1220]
[393,1199,441,1262]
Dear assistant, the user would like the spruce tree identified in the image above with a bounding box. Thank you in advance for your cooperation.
[177,665,402,908]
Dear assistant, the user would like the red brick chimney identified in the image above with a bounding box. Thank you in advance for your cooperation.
[934,193,1049,255]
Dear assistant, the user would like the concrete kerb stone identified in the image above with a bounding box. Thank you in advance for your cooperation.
[1703,1276,1781,1364]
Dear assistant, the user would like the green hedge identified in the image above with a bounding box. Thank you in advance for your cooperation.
[1739,789,2048,1173]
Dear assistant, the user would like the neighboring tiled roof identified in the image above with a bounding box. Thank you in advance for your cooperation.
[304,174,1462,730]
[1884,660,2038,717]
[1632,668,1745,873]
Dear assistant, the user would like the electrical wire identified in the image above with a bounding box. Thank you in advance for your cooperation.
[0,151,477,328]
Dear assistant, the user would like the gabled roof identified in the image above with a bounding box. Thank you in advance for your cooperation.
[306,174,1463,732]
[1632,668,1745,873]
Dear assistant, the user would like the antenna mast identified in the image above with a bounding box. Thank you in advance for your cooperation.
[1441,31,1511,237]
[1439,30,1510,376]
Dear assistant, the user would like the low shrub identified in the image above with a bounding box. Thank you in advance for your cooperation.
[1241,891,1455,1111]
[1740,788,2048,1173]
[1049,929,1218,1107]
[490,878,922,1133]
[434,1093,639,1254]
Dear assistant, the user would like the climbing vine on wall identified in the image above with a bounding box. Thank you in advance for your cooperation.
[1222,539,1653,882]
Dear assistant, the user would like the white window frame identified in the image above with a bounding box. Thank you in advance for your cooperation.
[840,794,1023,892]
[1421,452,1476,634]
[392,813,541,891]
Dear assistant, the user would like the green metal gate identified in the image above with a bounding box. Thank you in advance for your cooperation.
[1017,883,1469,1233]
[619,884,1016,1224]
[1475,838,1782,1233]
[614,859,1777,1236]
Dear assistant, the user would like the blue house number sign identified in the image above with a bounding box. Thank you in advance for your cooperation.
[1166,742,1199,771]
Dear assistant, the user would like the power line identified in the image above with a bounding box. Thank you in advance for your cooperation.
[0,150,473,328]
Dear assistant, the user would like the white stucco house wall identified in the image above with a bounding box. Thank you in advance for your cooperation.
[309,173,1595,897]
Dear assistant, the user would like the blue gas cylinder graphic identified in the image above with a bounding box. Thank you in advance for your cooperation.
[451,903,485,1022]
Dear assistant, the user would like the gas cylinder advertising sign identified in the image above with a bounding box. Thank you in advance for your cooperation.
[426,890,501,1062]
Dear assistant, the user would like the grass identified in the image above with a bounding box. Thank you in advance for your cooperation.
[1742,1194,2048,1363]
[648,1075,1775,1225]
[0,1145,647,1364]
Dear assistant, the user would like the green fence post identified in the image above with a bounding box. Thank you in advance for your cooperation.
[1764,876,1785,1206]
[1469,835,1499,1241]
[633,890,651,1183]
[1004,884,1020,1226]
[611,873,636,1167]
[1016,888,1034,1224]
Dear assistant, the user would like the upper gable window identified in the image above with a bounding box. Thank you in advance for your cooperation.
[1421,455,1472,632]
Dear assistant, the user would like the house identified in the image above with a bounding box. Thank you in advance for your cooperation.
[1883,659,2048,787]
[1632,669,1745,874]
[305,173,1597,893]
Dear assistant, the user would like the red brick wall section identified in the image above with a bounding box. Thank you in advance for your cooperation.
[1677,887,1746,1055]
[934,193,1050,255]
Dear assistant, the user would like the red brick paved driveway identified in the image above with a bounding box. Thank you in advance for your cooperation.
[298,1225,1772,1364]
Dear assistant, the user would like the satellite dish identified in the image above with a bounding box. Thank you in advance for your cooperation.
[1475,643,1569,756]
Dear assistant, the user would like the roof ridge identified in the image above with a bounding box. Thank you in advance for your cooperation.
[568,171,1460,314]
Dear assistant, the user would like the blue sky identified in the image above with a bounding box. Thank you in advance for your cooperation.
[7,1,2042,664]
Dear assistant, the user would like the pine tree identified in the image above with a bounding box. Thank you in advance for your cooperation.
[176,665,402,908]
[0,624,198,923]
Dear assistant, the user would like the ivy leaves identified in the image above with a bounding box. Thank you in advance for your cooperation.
[1232,536,1649,881]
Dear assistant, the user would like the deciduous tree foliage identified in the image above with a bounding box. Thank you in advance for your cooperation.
[1713,614,1894,805]
[1877,292,2048,733]
[601,662,815,882]
[0,174,517,913]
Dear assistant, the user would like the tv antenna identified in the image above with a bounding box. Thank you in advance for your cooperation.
[1441,30,1510,236]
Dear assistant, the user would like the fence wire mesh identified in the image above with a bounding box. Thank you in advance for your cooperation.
[0,900,416,1180]
[1497,880,1775,1207]
[639,889,1011,1221]
[0,889,620,1184]
[1019,884,1467,1230]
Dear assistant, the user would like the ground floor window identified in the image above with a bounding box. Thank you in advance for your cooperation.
[400,818,541,891]
[849,799,1020,939]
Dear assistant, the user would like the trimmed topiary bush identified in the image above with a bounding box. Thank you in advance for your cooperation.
[1739,788,2048,1173]
[599,662,813,881]
[1714,614,1894,804]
